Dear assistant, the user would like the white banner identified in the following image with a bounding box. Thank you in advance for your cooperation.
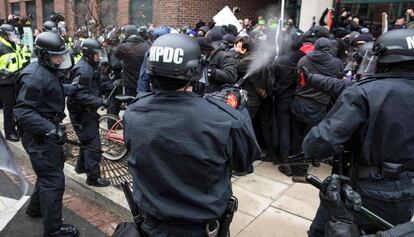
[213,6,242,32]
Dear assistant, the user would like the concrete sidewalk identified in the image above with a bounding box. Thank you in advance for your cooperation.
[0,108,331,237]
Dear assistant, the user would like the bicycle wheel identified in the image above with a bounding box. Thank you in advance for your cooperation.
[99,114,127,161]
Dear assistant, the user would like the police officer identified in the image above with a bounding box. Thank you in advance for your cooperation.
[67,38,110,187]
[14,32,78,237]
[304,29,414,236]
[0,23,28,142]
[123,34,261,236]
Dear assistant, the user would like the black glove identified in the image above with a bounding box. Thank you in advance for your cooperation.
[0,69,11,79]
[113,79,121,87]
[320,174,355,223]
[46,127,66,145]
[102,98,109,107]
[208,68,216,80]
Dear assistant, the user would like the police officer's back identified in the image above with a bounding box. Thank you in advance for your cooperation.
[14,32,79,237]
[123,34,261,236]
[304,29,414,236]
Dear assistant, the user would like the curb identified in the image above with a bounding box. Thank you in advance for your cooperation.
[7,140,132,221]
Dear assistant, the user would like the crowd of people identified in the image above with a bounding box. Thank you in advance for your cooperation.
[2,6,414,237]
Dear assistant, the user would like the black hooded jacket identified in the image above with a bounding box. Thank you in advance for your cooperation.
[296,38,344,105]
[272,50,305,100]
[113,39,150,90]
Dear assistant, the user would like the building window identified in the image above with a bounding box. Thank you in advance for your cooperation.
[98,0,118,27]
[11,3,20,16]
[27,1,37,29]
[130,0,152,26]
[43,0,54,22]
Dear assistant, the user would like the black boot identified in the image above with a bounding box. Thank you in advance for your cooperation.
[6,133,20,142]
[293,164,309,177]
[49,224,79,237]
[86,177,110,187]
[278,165,293,177]
[25,208,42,218]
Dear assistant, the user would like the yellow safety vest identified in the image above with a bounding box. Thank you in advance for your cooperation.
[0,37,28,73]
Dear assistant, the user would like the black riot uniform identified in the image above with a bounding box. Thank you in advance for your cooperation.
[67,38,110,187]
[123,34,261,236]
[14,32,79,237]
[304,29,414,236]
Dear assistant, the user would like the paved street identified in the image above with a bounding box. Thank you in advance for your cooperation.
[0,108,331,236]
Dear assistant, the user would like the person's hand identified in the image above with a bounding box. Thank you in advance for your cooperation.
[46,127,66,145]
[113,79,121,87]
[208,68,216,80]
[320,174,355,223]
[407,9,414,17]
[0,69,11,78]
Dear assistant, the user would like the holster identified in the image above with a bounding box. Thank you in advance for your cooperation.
[217,196,238,237]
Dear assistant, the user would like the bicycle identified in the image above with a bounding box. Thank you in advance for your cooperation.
[99,87,135,161]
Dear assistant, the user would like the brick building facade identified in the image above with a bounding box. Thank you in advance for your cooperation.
[0,0,287,35]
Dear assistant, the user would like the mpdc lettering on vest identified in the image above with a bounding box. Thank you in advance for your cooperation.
[406,36,414,49]
[149,46,184,64]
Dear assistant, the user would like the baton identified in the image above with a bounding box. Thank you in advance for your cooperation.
[293,174,394,230]
[65,138,109,154]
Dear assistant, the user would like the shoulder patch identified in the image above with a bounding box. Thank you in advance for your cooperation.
[205,96,240,119]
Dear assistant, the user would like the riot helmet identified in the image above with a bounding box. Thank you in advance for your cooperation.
[81,38,108,64]
[358,29,414,74]
[146,34,203,82]
[0,24,18,43]
[126,35,144,43]
[43,21,57,32]
[138,26,149,41]
[354,42,374,61]
[119,25,138,42]
[152,26,171,41]
[35,31,72,69]
[50,12,65,25]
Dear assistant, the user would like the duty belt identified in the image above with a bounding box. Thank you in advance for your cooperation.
[135,196,238,237]
[358,161,414,180]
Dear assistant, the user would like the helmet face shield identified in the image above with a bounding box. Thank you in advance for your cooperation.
[97,48,108,63]
[357,49,378,76]
[6,31,19,43]
[49,51,72,70]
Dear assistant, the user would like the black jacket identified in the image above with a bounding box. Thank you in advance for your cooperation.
[114,40,150,90]
[272,50,305,100]
[307,73,355,101]
[124,90,260,222]
[296,51,344,105]
[68,58,104,110]
[206,44,237,92]
[303,73,414,167]
[14,62,66,151]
